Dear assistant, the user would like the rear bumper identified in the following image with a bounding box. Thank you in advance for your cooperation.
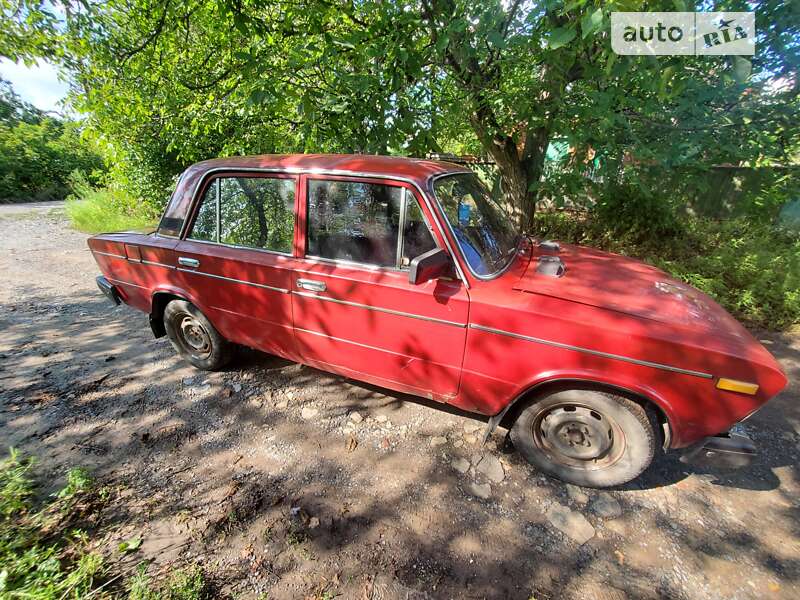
[679,427,756,469]
[96,276,121,305]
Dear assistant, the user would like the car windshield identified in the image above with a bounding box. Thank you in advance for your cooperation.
[433,173,520,277]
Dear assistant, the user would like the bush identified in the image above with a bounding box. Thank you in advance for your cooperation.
[535,211,800,331]
[0,118,104,203]
[65,172,159,233]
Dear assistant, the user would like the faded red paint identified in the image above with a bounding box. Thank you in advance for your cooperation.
[88,154,788,448]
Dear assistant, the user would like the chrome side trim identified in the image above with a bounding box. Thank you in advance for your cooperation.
[293,291,466,328]
[469,323,714,379]
[184,236,294,258]
[180,166,471,288]
[303,253,404,273]
[107,276,147,289]
[141,259,175,269]
[176,267,290,294]
[92,250,127,260]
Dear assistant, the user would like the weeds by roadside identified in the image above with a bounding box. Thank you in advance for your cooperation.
[0,449,210,599]
[65,172,158,234]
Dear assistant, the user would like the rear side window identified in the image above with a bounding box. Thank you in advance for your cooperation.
[306,179,436,268]
[188,176,295,253]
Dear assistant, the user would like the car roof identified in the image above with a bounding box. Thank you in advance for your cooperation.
[191,154,471,182]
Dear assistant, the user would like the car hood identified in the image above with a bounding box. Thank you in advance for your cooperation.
[513,242,751,341]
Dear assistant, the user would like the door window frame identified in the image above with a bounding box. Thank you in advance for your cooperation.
[301,174,440,272]
[182,171,300,258]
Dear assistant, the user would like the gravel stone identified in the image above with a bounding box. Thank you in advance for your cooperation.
[467,482,491,499]
[566,484,590,505]
[476,455,505,483]
[451,457,470,474]
[301,406,319,419]
[591,492,622,519]
[546,503,595,545]
[349,411,363,423]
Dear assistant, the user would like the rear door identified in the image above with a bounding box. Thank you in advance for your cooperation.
[291,175,469,401]
[174,172,301,361]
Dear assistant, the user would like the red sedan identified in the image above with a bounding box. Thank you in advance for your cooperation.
[89,154,788,487]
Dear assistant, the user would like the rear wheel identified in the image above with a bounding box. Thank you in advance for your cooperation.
[510,389,656,488]
[163,299,232,371]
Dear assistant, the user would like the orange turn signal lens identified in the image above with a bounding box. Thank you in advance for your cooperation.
[716,378,759,395]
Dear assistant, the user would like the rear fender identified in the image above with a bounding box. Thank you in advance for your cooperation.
[149,285,211,339]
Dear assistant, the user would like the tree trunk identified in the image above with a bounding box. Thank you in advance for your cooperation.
[470,112,549,232]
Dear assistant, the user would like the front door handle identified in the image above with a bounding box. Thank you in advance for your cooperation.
[297,278,326,292]
[178,257,200,268]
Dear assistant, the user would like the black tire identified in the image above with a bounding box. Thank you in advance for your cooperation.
[510,389,656,488]
[163,299,232,371]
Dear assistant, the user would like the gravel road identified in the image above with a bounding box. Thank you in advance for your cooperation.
[1,205,799,599]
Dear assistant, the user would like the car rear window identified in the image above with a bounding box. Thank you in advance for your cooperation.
[187,175,295,253]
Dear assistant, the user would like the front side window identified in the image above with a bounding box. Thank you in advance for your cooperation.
[433,173,519,277]
[188,176,295,253]
[307,179,436,268]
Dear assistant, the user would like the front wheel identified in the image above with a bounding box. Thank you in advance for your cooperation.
[163,299,232,371]
[510,389,657,488]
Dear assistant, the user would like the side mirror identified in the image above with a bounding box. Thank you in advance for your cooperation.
[408,248,453,285]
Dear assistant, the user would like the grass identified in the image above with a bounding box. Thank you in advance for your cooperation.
[65,190,157,234]
[0,449,209,600]
[64,171,157,234]
[535,212,800,331]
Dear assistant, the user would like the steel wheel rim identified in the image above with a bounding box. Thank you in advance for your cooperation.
[532,402,625,470]
[177,314,212,359]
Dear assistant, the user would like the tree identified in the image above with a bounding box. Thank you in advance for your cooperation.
[3,0,798,226]
[0,77,44,124]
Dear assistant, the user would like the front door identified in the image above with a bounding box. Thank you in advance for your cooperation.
[291,175,469,401]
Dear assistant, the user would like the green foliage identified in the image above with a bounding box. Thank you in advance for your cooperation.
[0,449,105,599]
[0,79,104,203]
[0,449,210,600]
[593,182,683,243]
[128,565,208,600]
[65,171,159,233]
[536,211,800,330]
[6,0,798,223]
[0,77,44,124]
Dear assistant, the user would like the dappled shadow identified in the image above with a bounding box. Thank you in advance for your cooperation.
[3,285,799,599]
[3,207,800,598]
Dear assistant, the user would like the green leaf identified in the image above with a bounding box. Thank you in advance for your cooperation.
[581,8,603,38]
[118,537,142,553]
[604,51,617,76]
[488,30,506,48]
[547,27,577,50]
[658,65,676,100]
[563,0,588,12]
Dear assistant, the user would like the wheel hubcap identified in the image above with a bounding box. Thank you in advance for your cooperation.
[178,315,211,357]
[532,402,624,469]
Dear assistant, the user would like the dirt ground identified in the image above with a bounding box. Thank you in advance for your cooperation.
[1,204,799,600]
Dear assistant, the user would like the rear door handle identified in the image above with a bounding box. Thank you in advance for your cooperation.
[297,278,326,292]
[178,257,200,268]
